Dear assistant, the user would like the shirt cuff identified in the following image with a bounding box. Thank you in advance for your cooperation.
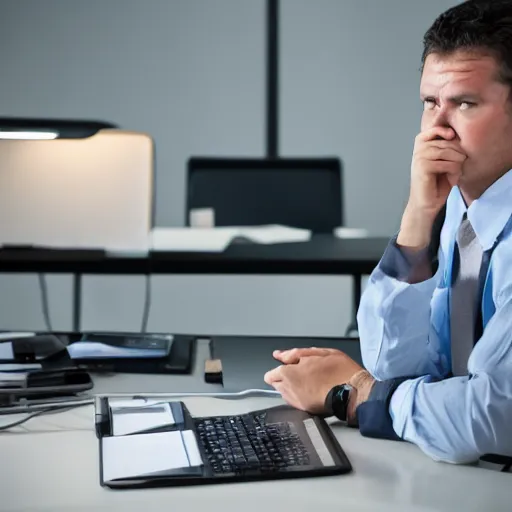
[379,235,432,282]
[356,378,409,441]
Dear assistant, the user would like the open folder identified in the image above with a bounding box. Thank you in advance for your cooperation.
[98,398,204,483]
[95,396,352,489]
[103,430,202,481]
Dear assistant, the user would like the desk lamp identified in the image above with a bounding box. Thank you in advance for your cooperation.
[0,116,119,332]
[0,116,117,140]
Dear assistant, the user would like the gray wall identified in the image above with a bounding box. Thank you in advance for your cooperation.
[281,0,461,235]
[0,0,459,337]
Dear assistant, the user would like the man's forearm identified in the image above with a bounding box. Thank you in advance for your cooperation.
[396,206,436,283]
[397,205,435,250]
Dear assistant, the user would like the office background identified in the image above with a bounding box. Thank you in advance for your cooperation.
[0,0,459,335]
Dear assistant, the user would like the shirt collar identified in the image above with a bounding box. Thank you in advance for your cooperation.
[447,169,512,251]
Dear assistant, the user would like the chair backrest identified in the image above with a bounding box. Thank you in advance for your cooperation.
[0,129,154,251]
[186,157,343,232]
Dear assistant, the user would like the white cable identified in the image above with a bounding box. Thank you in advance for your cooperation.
[0,389,282,415]
[105,389,282,400]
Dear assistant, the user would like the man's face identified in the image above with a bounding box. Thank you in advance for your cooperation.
[420,50,512,191]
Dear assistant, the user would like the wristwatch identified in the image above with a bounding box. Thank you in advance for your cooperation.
[324,384,352,422]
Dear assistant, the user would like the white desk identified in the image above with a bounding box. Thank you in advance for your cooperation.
[0,389,510,512]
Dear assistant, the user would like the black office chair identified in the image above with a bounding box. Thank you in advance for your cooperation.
[185,157,359,337]
[185,157,343,232]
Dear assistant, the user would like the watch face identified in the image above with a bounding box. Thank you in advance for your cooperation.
[333,384,351,421]
[336,385,351,403]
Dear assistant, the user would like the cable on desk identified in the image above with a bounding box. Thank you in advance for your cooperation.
[0,389,282,419]
[38,273,53,332]
[0,396,94,415]
[140,273,151,333]
[0,402,90,431]
[127,389,282,400]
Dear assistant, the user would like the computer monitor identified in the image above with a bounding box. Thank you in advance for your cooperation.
[186,157,343,233]
[0,130,154,251]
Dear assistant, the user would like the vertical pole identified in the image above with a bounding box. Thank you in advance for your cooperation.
[73,273,82,332]
[266,0,279,158]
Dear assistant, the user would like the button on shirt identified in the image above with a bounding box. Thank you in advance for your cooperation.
[356,170,512,463]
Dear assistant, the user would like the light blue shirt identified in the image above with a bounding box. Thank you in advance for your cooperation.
[357,169,512,464]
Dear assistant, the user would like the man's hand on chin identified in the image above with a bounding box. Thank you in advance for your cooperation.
[263,348,376,424]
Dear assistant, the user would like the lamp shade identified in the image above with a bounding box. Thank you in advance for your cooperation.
[0,117,117,140]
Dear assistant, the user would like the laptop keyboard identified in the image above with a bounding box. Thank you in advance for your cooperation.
[196,412,311,474]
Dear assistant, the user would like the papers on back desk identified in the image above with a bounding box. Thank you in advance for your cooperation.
[149,225,369,252]
[150,225,311,252]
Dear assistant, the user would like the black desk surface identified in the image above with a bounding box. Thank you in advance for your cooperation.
[213,335,362,392]
[0,235,389,275]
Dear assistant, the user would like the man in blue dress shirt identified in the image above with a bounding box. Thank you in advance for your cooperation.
[264,1,512,465]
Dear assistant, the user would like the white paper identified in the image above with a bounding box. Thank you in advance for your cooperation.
[234,225,311,244]
[67,341,168,359]
[109,398,168,409]
[105,249,150,258]
[0,372,27,386]
[333,227,368,238]
[150,224,369,252]
[111,402,175,436]
[182,430,203,467]
[0,343,14,360]
[0,363,42,371]
[151,227,235,252]
[0,332,36,341]
[102,430,199,482]
[150,225,312,252]
[0,372,27,381]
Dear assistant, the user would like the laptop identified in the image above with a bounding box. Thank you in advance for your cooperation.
[95,396,352,488]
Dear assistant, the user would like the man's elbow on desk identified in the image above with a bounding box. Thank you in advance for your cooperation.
[360,373,512,467]
[423,445,482,466]
[356,393,480,466]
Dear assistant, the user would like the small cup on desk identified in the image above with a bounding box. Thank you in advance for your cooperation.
[189,208,215,228]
